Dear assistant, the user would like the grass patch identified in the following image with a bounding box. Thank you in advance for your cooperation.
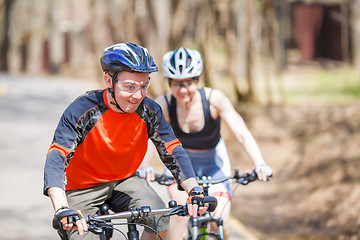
[285,67,360,104]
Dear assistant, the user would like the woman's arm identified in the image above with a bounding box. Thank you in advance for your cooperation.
[210,89,271,180]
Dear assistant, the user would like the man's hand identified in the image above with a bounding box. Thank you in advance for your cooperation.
[55,208,88,235]
[186,186,207,217]
[48,187,88,235]
[186,195,208,217]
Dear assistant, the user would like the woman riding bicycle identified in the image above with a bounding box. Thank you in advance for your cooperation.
[140,47,272,240]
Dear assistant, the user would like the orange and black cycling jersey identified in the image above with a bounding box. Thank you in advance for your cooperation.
[43,89,195,194]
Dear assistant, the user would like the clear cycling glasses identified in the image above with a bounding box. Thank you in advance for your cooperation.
[116,79,150,94]
[107,72,150,94]
[169,77,198,89]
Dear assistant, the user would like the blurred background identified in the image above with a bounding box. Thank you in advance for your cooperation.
[0,0,360,239]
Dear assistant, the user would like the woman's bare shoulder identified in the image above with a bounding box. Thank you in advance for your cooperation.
[155,93,171,108]
[203,87,226,101]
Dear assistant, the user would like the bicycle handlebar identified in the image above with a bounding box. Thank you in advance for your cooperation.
[52,197,217,231]
[155,169,266,187]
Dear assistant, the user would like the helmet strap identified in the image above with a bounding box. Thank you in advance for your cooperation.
[108,72,126,113]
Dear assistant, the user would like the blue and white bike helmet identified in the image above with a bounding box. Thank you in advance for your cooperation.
[101,42,158,73]
[163,47,203,79]
[100,43,158,112]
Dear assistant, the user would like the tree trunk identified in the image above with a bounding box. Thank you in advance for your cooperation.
[26,0,49,74]
[351,0,360,70]
[146,0,171,97]
[0,0,13,71]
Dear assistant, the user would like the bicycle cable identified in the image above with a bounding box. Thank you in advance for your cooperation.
[111,225,128,240]
[155,206,187,240]
[92,221,163,240]
[215,171,260,218]
[212,180,241,218]
[155,216,165,240]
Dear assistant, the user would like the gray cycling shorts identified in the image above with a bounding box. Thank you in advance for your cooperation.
[65,173,169,240]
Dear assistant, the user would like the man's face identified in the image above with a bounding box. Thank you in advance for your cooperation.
[107,71,150,113]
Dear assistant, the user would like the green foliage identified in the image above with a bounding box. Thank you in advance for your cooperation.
[285,67,360,104]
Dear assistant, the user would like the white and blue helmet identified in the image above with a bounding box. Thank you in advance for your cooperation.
[100,42,158,73]
[163,47,203,79]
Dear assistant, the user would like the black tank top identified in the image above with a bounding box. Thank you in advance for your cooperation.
[165,88,221,149]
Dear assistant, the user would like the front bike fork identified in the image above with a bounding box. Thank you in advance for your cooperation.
[189,213,224,240]
[191,217,200,240]
[216,218,224,240]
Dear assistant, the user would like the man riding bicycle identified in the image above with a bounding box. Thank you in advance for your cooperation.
[43,43,207,240]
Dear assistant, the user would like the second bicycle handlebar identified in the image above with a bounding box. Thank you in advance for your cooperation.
[155,169,265,187]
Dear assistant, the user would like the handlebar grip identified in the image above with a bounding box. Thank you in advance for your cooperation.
[52,209,80,230]
[175,196,217,216]
[203,196,217,212]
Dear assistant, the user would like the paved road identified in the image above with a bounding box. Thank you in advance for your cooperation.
[0,73,98,240]
[0,73,257,240]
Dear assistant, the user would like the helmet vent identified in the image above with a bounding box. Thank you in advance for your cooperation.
[186,57,191,67]
[170,57,176,68]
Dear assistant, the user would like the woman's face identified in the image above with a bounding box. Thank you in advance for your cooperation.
[169,77,198,103]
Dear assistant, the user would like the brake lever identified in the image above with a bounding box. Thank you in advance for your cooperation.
[236,178,250,185]
[165,205,188,217]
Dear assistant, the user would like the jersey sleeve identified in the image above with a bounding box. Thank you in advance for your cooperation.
[139,98,196,186]
[43,107,78,195]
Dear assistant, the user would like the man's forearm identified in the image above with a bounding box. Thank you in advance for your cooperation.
[180,177,199,194]
[47,187,69,212]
